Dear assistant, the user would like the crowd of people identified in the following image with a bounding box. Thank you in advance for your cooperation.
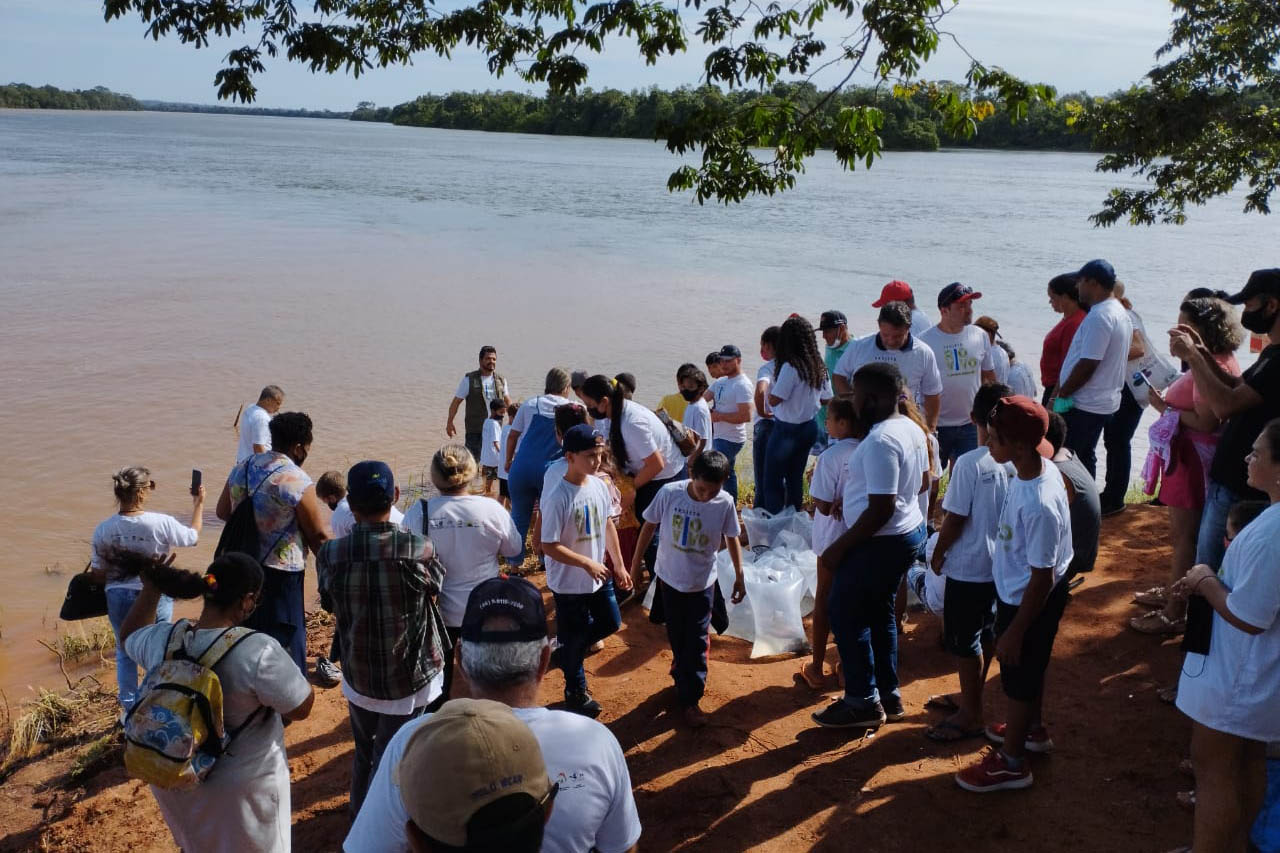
[87,263,1280,852]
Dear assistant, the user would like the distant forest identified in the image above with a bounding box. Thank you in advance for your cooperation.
[350,83,1101,152]
[0,83,142,111]
[139,100,350,119]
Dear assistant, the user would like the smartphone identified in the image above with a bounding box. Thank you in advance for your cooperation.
[190,469,202,496]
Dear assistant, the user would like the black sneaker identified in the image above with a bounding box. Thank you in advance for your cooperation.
[811,699,886,729]
[314,656,342,687]
[565,690,602,718]
[1101,503,1127,518]
[882,697,907,722]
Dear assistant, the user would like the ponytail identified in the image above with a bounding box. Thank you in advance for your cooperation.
[582,374,628,470]
[897,396,937,473]
[134,552,265,611]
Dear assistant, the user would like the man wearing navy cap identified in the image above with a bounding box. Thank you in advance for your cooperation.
[317,460,450,814]
[816,310,853,450]
[920,283,997,469]
[1050,260,1133,479]
[708,344,754,500]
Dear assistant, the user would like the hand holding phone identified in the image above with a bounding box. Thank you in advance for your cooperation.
[190,469,203,497]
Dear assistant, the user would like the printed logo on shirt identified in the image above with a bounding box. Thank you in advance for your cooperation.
[941,345,980,376]
[997,523,1013,545]
[669,509,712,553]
[553,769,589,791]
[573,501,605,545]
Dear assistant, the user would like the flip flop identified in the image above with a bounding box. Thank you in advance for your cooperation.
[924,694,960,713]
[1133,586,1168,608]
[925,719,985,743]
[1129,610,1185,635]
[793,664,830,691]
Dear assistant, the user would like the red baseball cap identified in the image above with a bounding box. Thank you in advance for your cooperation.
[872,280,914,308]
[990,396,1053,459]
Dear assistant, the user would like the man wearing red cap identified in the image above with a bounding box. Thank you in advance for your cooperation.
[955,396,1073,793]
[873,280,933,335]
[919,283,997,469]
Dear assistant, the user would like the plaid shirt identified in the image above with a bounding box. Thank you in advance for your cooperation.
[317,522,448,701]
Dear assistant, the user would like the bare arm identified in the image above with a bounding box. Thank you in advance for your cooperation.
[445,397,463,437]
[980,369,996,385]
[754,380,772,419]
[505,428,523,470]
[1128,328,1147,360]
[632,452,665,490]
[604,518,631,591]
[630,521,658,578]
[188,486,206,534]
[542,541,609,582]
[995,568,1055,666]
[120,579,164,644]
[725,536,746,603]
[1056,358,1100,398]
[1178,341,1257,420]
[295,486,331,554]
[1179,566,1267,635]
[923,394,940,433]
[252,443,267,455]
[712,402,752,425]
[215,479,234,522]
[929,511,967,575]
[282,688,316,722]
[832,373,852,397]
[820,493,895,568]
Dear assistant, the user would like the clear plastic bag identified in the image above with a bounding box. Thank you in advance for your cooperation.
[716,550,755,642]
[740,507,798,551]
[743,564,809,658]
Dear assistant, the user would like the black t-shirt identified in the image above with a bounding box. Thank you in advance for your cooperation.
[1210,344,1280,498]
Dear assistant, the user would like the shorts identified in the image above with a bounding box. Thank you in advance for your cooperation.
[498,478,509,499]
[942,578,997,658]
[995,580,1070,703]
[482,465,498,480]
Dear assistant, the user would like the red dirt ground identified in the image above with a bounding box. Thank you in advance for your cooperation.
[3,505,1193,852]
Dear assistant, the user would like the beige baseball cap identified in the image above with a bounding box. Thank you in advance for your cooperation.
[394,699,552,848]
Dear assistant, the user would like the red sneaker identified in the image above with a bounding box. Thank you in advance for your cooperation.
[955,749,1034,793]
[984,722,1055,753]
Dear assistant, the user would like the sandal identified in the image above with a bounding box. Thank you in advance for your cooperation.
[793,662,831,691]
[1133,586,1168,608]
[924,694,961,713]
[1129,610,1186,635]
[1158,684,1179,705]
[925,718,985,743]
[1175,790,1195,811]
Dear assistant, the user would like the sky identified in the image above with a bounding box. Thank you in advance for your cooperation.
[0,0,1176,110]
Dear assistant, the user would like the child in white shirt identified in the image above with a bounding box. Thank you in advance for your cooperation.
[479,398,506,497]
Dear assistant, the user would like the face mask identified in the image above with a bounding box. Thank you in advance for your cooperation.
[589,406,609,421]
[1241,303,1278,335]
[680,389,702,402]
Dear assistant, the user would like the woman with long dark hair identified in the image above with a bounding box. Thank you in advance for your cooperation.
[119,552,315,853]
[1040,273,1087,405]
[764,316,832,512]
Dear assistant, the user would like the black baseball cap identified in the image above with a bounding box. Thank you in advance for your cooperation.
[818,310,847,330]
[937,282,983,308]
[1076,258,1117,288]
[718,344,743,360]
[562,423,604,453]
[460,577,549,643]
[1226,268,1280,305]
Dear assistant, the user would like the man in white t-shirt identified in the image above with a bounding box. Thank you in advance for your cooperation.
[446,345,513,463]
[919,283,997,470]
[924,381,1012,744]
[833,301,942,429]
[955,395,1073,793]
[707,344,754,501]
[345,576,642,853]
[1052,259,1133,479]
[872,279,933,335]
[812,362,928,731]
[816,310,853,451]
[752,325,780,508]
[235,385,284,463]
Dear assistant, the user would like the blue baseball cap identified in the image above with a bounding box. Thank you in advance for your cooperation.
[1076,259,1116,288]
[937,281,982,308]
[562,424,604,453]
[347,460,395,505]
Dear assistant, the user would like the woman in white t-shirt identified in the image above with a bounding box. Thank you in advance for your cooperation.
[92,465,204,710]
[677,366,712,461]
[1174,420,1280,852]
[752,326,780,510]
[402,444,525,702]
[120,552,315,853]
[764,316,833,513]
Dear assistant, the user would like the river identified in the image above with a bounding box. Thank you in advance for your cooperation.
[0,109,1274,699]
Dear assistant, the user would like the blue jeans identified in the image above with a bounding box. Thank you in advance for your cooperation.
[1195,479,1239,570]
[1101,385,1143,511]
[713,438,745,502]
[106,586,173,709]
[761,418,817,513]
[936,423,978,470]
[1061,407,1112,479]
[751,420,774,509]
[553,581,621,695]
[659,579,715,707]
[829,524,927,708]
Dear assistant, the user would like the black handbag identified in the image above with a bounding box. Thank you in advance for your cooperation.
[60,562,108,621]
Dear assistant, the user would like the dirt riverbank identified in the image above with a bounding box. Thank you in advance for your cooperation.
[2,505,1192,852]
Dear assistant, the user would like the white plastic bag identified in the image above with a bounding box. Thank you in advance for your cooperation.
[743,564,808,658]
[740,507,797,551]
[716,550,755,642]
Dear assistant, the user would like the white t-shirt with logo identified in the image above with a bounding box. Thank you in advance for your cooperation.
[710,373,754,443]
[682,398,712,446]
[329,498,405,540]
[938,447,1012,583]
[91,512,200,591]
[842,415,927,537]
[236,404,272,463]
[541,475,613,594]
[1059,297,1133,415]
[401,495,522,626]
[992,458,1074,605]
[919,325,996,427]
[642,482,740,593]
[754,362,775,422]
[344,705,643,853]
[809,438,860,554]
[769,363,834,425]
[833,334,943,409]
[617,400,685,480]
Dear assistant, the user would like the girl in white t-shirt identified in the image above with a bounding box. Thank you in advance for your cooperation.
[799,398,865,690]
[92,465,204,710]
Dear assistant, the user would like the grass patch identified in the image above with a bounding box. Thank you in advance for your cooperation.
[52,620,115,662]
[4,690,77,768]
[67,732,121,784]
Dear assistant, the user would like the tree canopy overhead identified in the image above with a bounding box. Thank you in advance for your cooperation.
[102,0,1280,224]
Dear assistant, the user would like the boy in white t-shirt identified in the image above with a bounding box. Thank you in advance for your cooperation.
[479,398,506,497]
[632,451,745,727]
[497,400,518,509]
[798,397,863,690]
[540,424,632,718]
[752,326,780,509]
[924,381,1012,744]
[708,344,755,501]
[956,395,1073,793]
